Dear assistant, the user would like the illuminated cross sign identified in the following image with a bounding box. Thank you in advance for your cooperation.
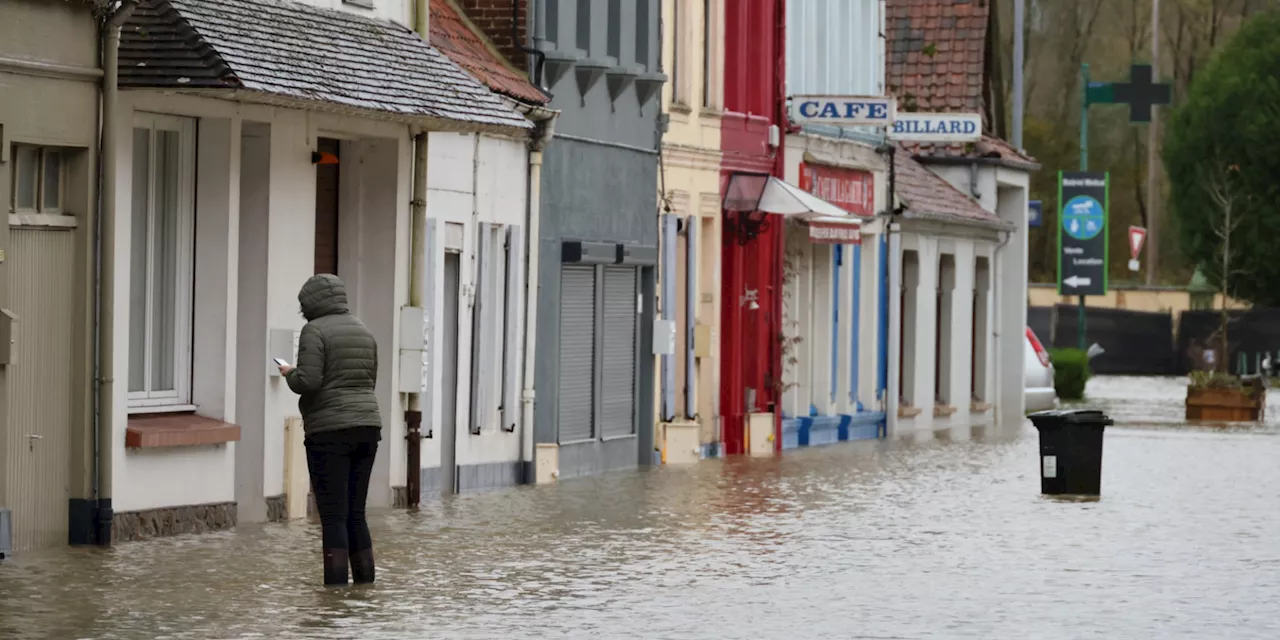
[1085,64,1172,123]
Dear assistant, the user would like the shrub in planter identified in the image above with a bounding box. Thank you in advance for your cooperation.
[1049,348,1090,401]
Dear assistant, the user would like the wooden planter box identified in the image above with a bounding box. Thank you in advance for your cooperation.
[1185,385,1266,422]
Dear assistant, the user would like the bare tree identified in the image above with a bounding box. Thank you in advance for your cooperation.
[1201,158,1246,373]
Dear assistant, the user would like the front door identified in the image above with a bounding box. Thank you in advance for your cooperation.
[314,138,341,275]
[4,223,76,551]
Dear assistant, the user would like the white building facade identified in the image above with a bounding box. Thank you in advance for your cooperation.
[777,0,890,449]
[105,0,537,540]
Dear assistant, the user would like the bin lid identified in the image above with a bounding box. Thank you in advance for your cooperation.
[1028,409,1114,427]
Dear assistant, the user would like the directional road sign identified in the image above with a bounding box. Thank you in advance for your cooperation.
[1057,171,1109,296]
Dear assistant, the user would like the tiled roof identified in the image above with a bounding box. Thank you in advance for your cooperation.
[901,135,1040,169]
[430,0,546,105]
[893,146,1012,229]
[119,0,531,131]
[884,0,1037,168]
[885,0,988,113]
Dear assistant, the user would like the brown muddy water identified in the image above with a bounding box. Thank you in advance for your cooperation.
[1,376,1278,639]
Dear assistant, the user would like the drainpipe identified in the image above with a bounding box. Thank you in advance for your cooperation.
[94,0,139,546]
[405,0,431,508]
[517,104,557,480]
[770,0,788,452]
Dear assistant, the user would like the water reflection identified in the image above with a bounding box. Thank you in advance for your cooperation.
[1,377,1278,638]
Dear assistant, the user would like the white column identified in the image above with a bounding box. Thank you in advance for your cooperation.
[911,239,938,436]
[948,241,976,440]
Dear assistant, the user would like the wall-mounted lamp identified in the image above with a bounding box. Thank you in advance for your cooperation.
[311,151,339,165]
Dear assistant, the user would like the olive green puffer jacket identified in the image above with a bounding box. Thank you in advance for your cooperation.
[286,274,383,436]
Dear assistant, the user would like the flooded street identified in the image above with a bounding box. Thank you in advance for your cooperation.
[3,376,1279,639]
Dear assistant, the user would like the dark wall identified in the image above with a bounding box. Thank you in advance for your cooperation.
[534,134,660,474]
[1041,305,1177,375]
[1176,308,1280,375]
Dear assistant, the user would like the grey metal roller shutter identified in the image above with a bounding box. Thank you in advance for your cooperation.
[600,266,638,438]
[558,265,597,442]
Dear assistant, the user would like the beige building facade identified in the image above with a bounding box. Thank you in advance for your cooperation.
[1,0,103,553]
[656,0,724,463]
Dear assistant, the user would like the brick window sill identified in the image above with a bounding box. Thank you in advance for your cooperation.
[126,413,241,448]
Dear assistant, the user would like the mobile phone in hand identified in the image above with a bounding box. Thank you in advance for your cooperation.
[274,358,290,367]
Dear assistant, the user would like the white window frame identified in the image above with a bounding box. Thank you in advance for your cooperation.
[9,144,65,214]
[127,113,197,411]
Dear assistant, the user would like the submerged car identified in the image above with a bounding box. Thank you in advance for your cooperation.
[1025,326,1057,412]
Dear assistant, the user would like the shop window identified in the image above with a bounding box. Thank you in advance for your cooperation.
[128,114,196,409]
[10,144,65,214]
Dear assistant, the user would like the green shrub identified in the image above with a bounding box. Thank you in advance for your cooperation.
[1050,348,1090,401]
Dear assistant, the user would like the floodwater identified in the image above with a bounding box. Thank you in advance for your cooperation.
[2,377,1279,639]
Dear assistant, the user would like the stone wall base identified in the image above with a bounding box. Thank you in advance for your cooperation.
[112,502,236,542]
[266,495,287,523]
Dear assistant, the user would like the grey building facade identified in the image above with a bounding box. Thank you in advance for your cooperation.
[529,0,665,480]
[1,0,103,554]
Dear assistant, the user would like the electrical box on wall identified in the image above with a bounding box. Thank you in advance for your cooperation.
[0,309,17,366]
[694,323,716,359]
[268,328,296,377]
[398,306,426,393]
[653,319,676,355]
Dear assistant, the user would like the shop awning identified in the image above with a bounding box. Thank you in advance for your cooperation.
[722,173,863,244]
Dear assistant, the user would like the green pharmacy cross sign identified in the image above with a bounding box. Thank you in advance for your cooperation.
[1085,64,1172,123]
[1068,63,1171,349]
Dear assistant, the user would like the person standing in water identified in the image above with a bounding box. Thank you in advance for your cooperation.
[278,274,382,586]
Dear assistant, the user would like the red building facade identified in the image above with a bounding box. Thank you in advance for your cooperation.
[719,0,787,455]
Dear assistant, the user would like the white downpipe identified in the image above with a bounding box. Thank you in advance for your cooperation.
[519,106,557,474]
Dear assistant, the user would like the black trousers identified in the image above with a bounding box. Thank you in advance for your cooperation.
[305,428,379,554]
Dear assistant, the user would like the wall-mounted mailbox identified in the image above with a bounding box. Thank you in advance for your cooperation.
[398,306,426,393]
[561,240,617,264]
[268,328,296,377]
[0,309,16,366]
[653,318,676,356]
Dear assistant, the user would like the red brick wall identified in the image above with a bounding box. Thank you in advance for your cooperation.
[456,0,528,72]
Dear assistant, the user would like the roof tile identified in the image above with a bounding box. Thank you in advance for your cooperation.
[119,0,530,131]
[429,0,547,105]
[893,146,1010,228]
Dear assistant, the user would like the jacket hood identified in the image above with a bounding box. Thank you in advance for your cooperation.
[298,274,350,320]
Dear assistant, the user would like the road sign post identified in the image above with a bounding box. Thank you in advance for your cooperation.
[1058,171,1109,350]
[1072,63,1169,351]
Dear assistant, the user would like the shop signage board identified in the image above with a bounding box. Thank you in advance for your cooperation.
[798,163,875,216]
[789,95,896,127]
[887,112,982,142]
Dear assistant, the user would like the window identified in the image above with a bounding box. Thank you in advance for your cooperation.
[670,2,682,103]
[635,0,650,68]
[702,0,712,107]
[128,114,196,409]
[576,0,591,54]
[608,0,621,61]
[10,144,65,214]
